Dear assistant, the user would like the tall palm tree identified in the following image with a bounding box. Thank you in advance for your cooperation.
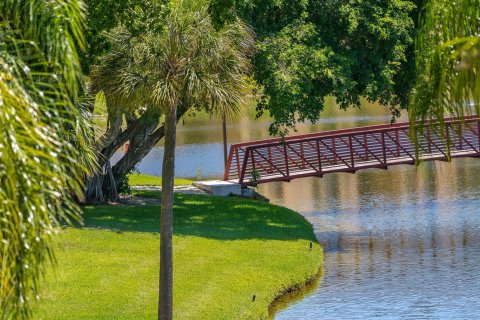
[91,1,255,318]
[0,1,95,319]
[410,0,480,127]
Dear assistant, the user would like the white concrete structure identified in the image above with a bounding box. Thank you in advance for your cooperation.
[192,180,242,197]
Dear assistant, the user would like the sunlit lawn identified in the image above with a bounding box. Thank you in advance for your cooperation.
[35,194,322,319]
[128,173,192,187]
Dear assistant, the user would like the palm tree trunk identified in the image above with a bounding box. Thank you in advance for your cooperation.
[158,106,176,320]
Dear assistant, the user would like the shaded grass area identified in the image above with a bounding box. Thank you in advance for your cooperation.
[35,195,323,319]
[128,173,192,186]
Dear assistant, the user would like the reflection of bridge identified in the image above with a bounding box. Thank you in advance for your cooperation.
[224,116,480,186]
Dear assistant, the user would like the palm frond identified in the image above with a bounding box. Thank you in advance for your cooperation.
[93,0,255,123]
[411,0,480,123]
[0,1,95,318]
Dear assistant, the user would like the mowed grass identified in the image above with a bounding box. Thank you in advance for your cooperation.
[35,194,323,319]
[128,173,192,186]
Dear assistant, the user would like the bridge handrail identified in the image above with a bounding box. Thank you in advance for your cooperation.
[229,115,480,149]
[224,116,480,182]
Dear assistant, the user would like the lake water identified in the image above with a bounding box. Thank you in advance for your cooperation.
[117,102,480,319]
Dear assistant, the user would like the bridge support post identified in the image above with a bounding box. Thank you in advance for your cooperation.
[283,143,290,180]
[381,132,387,168]
[316,140,323,176]
[349,135,355,170]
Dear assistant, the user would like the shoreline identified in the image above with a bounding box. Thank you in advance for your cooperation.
[268,258,324,319]
[265,200,324,319]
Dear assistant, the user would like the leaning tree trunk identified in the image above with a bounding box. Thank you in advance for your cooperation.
[84,106,188,203]
[158,105,176,320]
[112,106,188,182]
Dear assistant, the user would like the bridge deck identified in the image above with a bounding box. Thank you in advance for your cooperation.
[224,116,480,186]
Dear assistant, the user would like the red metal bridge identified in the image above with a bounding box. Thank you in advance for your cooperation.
[224,116,480,186]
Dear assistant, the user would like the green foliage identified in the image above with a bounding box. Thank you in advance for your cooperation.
[410,0,480,124]
[35,195,322,319]
[91,0,255,123]
[208,0,236,29]
[82,0,169,70]
[0,1,96,318]
[232,0,419,134]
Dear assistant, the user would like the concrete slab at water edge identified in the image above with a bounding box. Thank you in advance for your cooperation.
[192,180,242,196]
[131,182,269,201]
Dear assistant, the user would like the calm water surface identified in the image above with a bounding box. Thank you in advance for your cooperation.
[122,102,480,319]
[264,160,480,319]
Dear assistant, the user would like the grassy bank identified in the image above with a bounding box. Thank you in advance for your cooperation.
[36,194,322,319]
[128,173,192,186]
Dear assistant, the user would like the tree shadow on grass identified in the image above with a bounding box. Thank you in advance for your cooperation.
[80,194,316,241]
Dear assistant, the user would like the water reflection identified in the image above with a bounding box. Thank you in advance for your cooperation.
[262,159,480,319]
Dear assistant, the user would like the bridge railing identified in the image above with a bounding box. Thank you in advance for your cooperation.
[224,116,480,186]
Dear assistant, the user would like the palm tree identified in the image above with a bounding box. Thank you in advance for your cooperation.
[0,1,95,319]
[410,0,480,127]
[91,1,255,318]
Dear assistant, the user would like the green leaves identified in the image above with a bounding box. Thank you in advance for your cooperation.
[238,0,417,134]
[255,21,335,134]
[82,0,169,70]
[0,1,95,318]
[93,0,255,119]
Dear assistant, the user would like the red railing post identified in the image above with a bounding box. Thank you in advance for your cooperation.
[316,139,323,176]
[235,147,241,177]
[268,146,273,173]
[223,146,235,180]
[381,131,387,167]
[446,122,451,159]
[427,126,432,154]
[477,120,480,152]
[395,129,400,157]
[284,143,290,180]
[349,135,355,170]
[364,134,369,161]
[458,122,463,149]
[239,147,250,185]
[332,138,337,165]
[300,142,306,169]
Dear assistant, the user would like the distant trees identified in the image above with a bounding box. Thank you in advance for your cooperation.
[0,1,95,318]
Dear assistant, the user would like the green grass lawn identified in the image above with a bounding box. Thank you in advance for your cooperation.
[35,194,322,319]
[128,173,192,186]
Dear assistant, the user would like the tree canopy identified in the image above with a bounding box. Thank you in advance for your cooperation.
[86,0,423,136]
[82,0,168,70]
[230,0,419,134]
